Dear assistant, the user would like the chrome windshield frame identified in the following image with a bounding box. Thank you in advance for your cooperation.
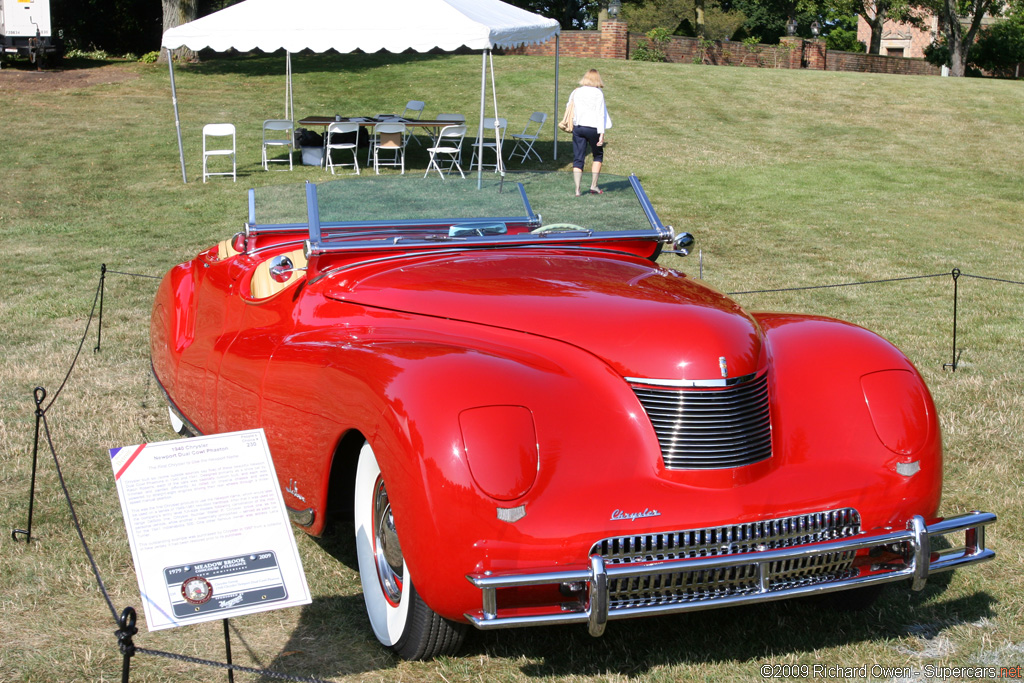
[243,174,673,252]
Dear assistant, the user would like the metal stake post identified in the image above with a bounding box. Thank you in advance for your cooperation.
[117,607,138,683]
[224,619,235,683]
[95,264,106,352]
[11,387,46,543]
[943,268,961,371]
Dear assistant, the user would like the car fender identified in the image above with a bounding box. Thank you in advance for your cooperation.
[754,311,943,527]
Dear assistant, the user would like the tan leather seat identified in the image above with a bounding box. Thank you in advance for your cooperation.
[250,249,308,299]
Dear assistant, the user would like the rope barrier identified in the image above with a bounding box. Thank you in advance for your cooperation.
[959,272,1024,286]
[726,272,950,296]
[135,648,339,683]
[10,261,1024,681]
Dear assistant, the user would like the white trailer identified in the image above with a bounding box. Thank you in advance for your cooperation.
[0,0,60,67]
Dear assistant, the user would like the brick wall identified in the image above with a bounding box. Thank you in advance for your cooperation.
[826,50,940,75]
[505,25,940,77]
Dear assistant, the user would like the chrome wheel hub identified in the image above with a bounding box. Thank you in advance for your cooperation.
[373,478,404,603]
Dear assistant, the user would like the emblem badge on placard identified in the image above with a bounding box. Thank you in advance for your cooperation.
[181,576,213,605]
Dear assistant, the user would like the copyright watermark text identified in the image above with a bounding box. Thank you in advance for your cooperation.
[760,664,1024,679]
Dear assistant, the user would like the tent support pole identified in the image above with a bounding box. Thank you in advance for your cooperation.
[489,50,503,176]
[168,48,187,184]
[477,49,487,189]
[286,51,294,124]
[554,34,559,161]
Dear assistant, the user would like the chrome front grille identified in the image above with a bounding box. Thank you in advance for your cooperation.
[632,372,772,469]
[592,509,861,609]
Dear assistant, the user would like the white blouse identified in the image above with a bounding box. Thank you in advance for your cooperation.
[571,86,613,134]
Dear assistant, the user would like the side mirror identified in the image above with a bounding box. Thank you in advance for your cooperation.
[269,255,295,283]
[671,232,695,256]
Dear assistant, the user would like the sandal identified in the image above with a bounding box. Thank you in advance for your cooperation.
[589,188,603,194]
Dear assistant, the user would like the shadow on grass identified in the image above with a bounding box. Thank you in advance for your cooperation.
[467,579,995,678]
[267,529,994,679]
[186,50,469,78]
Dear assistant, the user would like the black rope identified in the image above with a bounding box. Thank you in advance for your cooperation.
[726,272,949,296]
[104,269,162,280]
[135,648,340,683]
[959,272,1024,286]
[42,270,103,413]
[40,412,121,624]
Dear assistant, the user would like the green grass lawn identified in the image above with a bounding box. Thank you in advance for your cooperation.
[1,52,1022,682]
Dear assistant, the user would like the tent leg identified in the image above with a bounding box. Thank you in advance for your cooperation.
[169,48,187,184]
[554,34,560,161]
[489,50,503,176]
[477,50,487,189]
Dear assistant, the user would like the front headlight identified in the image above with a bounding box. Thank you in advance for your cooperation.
[860,369,931,455]
[459,405,539,501]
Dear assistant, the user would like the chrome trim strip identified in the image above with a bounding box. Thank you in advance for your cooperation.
[246,239,307,257]
[464,512,996,633]
[588,555,608,637]
[626,371,759,388]
[306,230,657,256]
[305,181,322,246]
[150,362,203,437]
[306,243,657,287]
[517,183,539,226]
[629,174,672,239]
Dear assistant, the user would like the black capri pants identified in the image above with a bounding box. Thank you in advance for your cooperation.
[572,125,604,168]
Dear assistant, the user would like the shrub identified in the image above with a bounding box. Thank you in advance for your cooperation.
[632,27,671,62]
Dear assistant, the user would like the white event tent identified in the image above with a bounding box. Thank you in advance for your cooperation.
[161,0,562,185]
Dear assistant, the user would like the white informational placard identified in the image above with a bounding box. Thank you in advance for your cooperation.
[109,429,312,631]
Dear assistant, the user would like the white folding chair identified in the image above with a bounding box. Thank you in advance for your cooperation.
[432,113,466,157]
[202,123,236,183]
[508,111,547,164]
[325,122,360,175]
[373,122,407,174]
[469,117,507,173]
[423,124,467,180]
[262,119,294,171]
[402,100,426,120]
[401,100,427,147]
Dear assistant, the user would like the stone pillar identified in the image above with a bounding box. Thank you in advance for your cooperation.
[779,36,803,69]
[601,20,628,60]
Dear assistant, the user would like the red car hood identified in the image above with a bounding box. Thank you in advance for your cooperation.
[323,251,763,380]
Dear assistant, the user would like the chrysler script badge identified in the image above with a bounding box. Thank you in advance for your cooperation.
[610,508,661,522]
[719,356,728,378]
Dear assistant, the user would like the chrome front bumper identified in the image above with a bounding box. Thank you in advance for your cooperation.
[465,511,995,636]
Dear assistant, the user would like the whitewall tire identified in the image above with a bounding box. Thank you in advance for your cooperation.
[353,441,466,659]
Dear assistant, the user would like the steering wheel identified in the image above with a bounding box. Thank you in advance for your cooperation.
[531,223,589,234]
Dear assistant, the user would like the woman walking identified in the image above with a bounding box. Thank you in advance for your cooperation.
[567,69,613,196]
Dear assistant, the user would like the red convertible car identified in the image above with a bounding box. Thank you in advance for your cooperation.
[151,173,995,660]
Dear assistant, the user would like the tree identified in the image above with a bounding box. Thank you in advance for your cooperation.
[622,0,745,40]
[841,0,927,53]
[933,0,1006,75]
[50,0,161,55]
[926,7,1024,75]
[161,0,199,62]
[503,0,602,28]
[971,13,1024,75]
[823,13,867,50]
[722,0,828,43]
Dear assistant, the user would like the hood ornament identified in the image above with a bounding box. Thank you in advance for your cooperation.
[719,356,728,378]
